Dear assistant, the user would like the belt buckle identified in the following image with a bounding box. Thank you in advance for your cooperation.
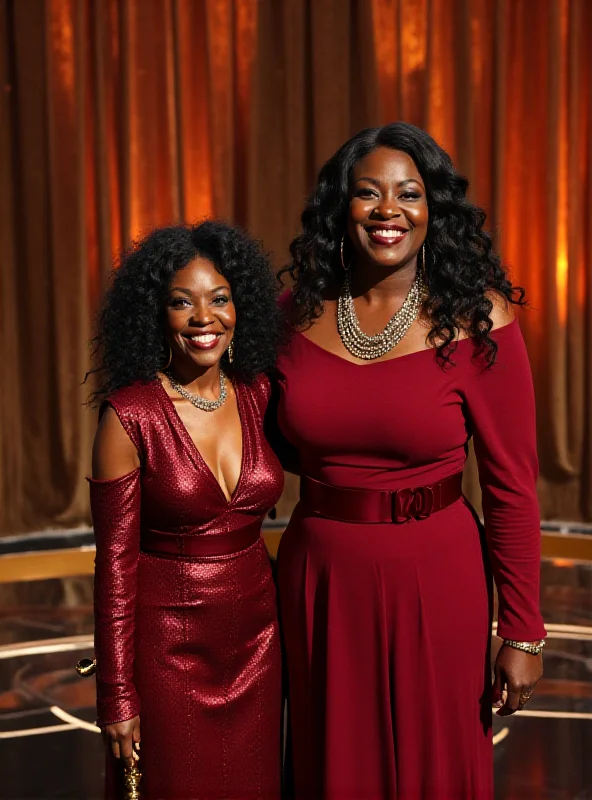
[392,486,435,523]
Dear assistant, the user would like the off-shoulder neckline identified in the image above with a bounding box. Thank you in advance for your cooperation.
[293,319,518,368]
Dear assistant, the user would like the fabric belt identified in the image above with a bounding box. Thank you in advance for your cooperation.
[141,520,262,557]
[300,472,464,524]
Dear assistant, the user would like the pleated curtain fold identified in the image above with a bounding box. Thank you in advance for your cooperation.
[0,0,590,533]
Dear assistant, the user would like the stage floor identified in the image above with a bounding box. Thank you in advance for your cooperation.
[0,549,590,799]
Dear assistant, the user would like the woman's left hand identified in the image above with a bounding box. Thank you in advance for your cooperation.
[492,644,543,716]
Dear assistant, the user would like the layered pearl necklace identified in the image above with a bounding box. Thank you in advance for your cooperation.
[165,370,228,412]
[337,270,425,360]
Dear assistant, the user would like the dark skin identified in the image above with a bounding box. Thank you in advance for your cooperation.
[300,146,543,714]
[92,257,244,766]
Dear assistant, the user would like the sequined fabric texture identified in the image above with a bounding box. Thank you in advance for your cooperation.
[90,375,284,800]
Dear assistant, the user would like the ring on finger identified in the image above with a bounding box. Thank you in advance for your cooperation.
[518,692,532,709]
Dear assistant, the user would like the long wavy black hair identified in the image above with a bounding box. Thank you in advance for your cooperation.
[280,122,525,364]
[87,221,281,404]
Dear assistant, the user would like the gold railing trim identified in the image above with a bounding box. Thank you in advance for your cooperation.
[0,530,589,584]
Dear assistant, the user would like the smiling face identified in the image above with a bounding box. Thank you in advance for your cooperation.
[164,256,236,372]
[346,146,429,272]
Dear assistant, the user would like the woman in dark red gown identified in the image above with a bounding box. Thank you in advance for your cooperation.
[88,222,284,799]
[273,123,546,799]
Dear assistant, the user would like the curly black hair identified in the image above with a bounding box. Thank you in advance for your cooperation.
[88,221,281,404]
[280,121,525,365]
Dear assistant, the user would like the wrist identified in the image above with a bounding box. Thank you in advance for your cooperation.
[503,638,545,655]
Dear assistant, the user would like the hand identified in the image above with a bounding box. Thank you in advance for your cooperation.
[492,644,543,717]
[104,715,141,768]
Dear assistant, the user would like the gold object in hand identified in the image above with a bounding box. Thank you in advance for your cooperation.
[123,762,142,800]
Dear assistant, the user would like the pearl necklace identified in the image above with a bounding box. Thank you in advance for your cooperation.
[337,270,425,360]
[165,370,228,412]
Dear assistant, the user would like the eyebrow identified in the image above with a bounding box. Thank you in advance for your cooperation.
[354,177,423,188]
[169,285,230,295]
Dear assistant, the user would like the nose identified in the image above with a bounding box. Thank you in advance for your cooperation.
[190,300,215,327]
[373,198,401,220]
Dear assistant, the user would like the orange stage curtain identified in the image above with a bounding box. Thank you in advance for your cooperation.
[0,0,590,534]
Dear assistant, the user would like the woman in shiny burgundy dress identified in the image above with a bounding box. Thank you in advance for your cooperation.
[88,222,284,799]
[273,123,546,799]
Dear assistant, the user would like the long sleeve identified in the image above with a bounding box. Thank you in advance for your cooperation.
[463,322,546,642]
[89,468,142,726]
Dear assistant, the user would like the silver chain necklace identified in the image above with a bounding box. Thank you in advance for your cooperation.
[337,270,425,360]
[165,370,228,412]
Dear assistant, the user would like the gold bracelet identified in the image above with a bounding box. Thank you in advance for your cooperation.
[503,639,545,656]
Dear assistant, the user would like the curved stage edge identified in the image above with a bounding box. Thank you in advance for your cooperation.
[0,528,590,800]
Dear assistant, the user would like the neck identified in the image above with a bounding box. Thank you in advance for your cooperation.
[166,361,222,395]
[348,256,418,302]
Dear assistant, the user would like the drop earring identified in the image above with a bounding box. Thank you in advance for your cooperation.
[421,242,429,281]
[163,343,173,370]
[340,235,351,271]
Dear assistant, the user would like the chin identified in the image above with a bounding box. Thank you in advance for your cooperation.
[365,251,405,268]
[371,245,417,267]
[193,353,222,367]
[188,351,224,369]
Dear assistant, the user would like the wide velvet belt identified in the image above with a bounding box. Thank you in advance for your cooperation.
[141,519,262,557]
[300,471,464,524]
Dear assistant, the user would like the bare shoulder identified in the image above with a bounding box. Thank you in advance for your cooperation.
[486,290,516,330]
[92,405,140,480]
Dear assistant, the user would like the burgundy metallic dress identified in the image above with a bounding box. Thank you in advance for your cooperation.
[89,375,284,800]
[274,312,546,800]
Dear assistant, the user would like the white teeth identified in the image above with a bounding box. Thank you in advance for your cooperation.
[190,334,218,343]
[370,228,405,238]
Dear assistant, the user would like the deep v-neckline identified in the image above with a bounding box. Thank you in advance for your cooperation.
[156,378,246,505]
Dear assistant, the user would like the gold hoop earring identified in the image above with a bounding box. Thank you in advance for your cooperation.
[163,343,172,370]
[340,235,351,272]
[227,339,234,363]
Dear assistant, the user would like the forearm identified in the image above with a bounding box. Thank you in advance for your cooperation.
[483,488,545,641]
[90,470,142,726]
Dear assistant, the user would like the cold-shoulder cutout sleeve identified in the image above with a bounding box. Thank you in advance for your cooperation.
[90,391,144,726]
[462,321,546,641]
[100,396,143,456]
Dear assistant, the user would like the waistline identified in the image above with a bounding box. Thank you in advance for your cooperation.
[140,519,262,557]
[300,472,463,524]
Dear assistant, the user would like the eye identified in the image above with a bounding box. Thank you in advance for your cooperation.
[169,296,191,308]
[355,188,379,199]
[400,191,422,200]
[212,295,230,305]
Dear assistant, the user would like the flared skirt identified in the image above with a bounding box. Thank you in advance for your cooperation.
[277,499,493,800]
